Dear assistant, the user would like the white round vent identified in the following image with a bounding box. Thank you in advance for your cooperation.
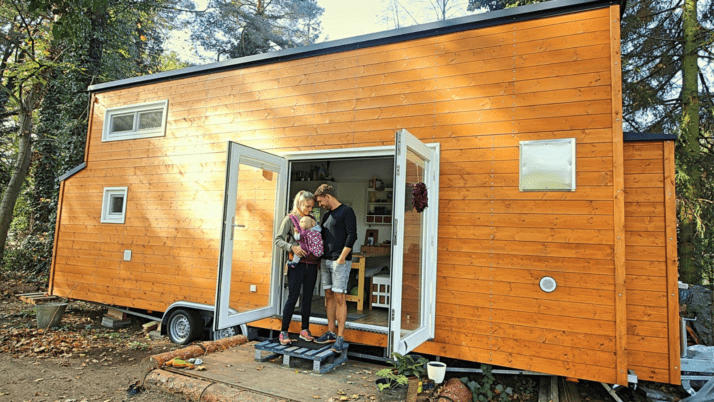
[539,276,557,293]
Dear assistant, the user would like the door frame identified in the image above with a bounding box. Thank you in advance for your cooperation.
[282,143,439,339]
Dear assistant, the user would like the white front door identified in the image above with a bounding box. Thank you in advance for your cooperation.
[214,142,288,331]
[389,129,440,356]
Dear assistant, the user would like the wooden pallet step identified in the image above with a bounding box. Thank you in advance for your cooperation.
[254,340,349,374]
[16,293,61,305]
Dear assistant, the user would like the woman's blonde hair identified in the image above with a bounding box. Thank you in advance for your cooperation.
[291,190,315,215]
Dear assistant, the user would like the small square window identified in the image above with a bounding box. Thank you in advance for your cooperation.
[101,187,128,223]
[102,100,168,142]
[519,138,576,191]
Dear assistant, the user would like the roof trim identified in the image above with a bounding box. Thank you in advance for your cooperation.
[89,0,623,93]
[57,162,86,182]
[623,132,677,142]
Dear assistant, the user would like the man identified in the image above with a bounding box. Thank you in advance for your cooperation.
[313,184,357,353]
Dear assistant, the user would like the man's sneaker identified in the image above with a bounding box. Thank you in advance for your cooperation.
[314,331,336,344]
[299,329,315,342]
[279,331,292,345]
[331,336,347,353]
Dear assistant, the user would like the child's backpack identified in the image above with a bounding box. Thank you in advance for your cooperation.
[289,215,324,258]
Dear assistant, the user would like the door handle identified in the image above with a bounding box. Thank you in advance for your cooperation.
[230,223,244,240]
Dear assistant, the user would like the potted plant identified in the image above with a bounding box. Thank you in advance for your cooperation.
[390,353,428,402]
[375,368,409,402]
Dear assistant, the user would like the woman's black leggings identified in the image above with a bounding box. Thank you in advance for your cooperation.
[281,262,318,332]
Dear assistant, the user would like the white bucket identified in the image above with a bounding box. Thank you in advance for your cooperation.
[427,361,447,384]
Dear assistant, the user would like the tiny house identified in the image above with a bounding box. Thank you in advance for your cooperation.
[49,0,681,387]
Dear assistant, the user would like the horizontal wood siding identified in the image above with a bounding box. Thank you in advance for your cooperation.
[624,140,679,384]
[51,6,624,383]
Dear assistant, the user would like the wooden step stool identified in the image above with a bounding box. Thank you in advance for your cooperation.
[254,340,348,374]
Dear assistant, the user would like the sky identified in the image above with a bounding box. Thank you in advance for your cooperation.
[318,0,386,41]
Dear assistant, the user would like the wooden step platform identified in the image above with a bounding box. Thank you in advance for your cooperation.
[254,339,348,374]
[16,292,61,305]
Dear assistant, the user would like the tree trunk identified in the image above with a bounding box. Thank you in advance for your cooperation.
[678,0,701,284]
[0,101,35,265]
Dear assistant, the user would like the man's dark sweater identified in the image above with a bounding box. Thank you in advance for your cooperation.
[320,204,358,261]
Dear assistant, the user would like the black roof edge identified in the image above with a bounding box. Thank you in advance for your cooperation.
[623,132,677,142]
[88,0,623,93]
[57,162,86,182]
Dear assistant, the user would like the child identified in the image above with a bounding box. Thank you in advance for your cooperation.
[288,216,323,268]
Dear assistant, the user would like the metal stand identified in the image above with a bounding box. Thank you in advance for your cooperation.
[681,316,714,396]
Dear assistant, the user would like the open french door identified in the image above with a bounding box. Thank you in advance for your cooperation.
[389,129,440,356]
[214,142,288,331]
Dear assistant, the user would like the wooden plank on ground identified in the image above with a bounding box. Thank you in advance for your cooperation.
[538,376,550,402]
[16,293,60,305]
[559,377,581,402]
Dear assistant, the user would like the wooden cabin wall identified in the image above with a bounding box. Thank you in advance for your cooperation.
[51,5,627,384]
[623,140,679,384]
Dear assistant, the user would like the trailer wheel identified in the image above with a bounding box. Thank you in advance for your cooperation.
[166,309,203,345]
[211,325,239,341]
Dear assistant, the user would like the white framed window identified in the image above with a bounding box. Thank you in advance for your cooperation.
[519,138,576,191]
[102,100,168,142]
[101,187,128,224]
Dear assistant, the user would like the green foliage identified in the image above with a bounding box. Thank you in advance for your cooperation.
[461,364,513,402]
[376,368,409,390]
[2,0,187,274]
[621,0,714,284]
[389,353,428,378]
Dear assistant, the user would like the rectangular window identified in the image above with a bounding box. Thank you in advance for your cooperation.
[519,138,576,191]
[101,187,128,223]
[102,100,168,142]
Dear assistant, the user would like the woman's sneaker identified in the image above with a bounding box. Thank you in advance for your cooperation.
[314,331,337,344]
[299,329,315,342]
[279,331,292,345]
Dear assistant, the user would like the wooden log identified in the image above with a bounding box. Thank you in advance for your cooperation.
[199,335,249,354]
[142,335,249,373]
[142,345,206,373]
[144,369,278,402]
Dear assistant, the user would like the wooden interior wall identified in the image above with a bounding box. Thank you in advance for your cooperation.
[50,6,627,383]
[623,140,679,384]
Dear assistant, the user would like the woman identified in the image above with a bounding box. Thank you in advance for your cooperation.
[274,190,320,345]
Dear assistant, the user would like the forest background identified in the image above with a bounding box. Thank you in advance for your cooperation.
[0,0,712,292]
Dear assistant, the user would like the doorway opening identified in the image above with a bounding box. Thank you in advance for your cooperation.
[285,156,395,331]
[215,131,439,356]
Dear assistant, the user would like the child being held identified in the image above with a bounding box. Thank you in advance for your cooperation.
[289,216,323,268]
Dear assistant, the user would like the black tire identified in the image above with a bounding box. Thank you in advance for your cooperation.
[211,325,240,341]
[166,309,204,345]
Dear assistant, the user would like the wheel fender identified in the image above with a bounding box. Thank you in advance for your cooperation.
[161,301,214,335]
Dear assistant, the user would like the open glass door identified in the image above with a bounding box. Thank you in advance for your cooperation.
[389,129,440,356]
[214,142,288,331]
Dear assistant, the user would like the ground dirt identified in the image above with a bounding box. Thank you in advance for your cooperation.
[0,276,693,402]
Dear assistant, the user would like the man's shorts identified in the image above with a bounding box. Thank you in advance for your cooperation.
[321,259,351,294]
